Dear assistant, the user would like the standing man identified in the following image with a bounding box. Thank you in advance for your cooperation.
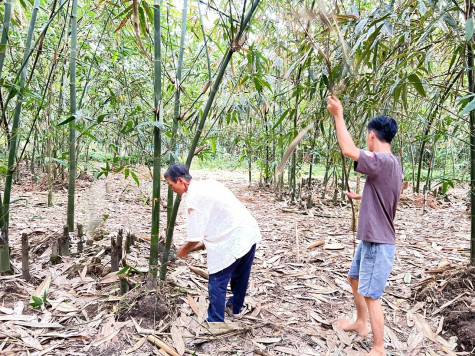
[164,163,261,322]
[327,95,402,356]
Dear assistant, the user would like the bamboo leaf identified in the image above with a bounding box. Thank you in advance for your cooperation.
[407,74,426,97]
[57,115,75,126]
[466,18,474,42]
[209,138,216,153]
[460,97,475,115]
[272,108,290,129]
[130,171,140,186]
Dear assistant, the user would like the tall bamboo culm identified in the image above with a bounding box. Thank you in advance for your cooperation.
[159,0,262,280]
[149,0,163,277]
[167,0,189,226]
[466,0,475,266]
[0,0,13,79]
[0,0,13,273]
[0,0,41,273]
[67,0,78,232]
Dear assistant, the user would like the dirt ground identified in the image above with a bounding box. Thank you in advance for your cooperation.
[0,166,473,355]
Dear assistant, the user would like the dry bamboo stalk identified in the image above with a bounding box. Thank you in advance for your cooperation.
[307,240,325,249]
[111,237,119,272]
[77,223,84,253]
[58,225,70,256]
[50,241,60,264]
[146,335,180,356]
[117,229,123,261]
[295,219,300,263]
[125,232,132,253]
[21,233,30,281]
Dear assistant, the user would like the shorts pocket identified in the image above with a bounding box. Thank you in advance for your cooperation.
[363,242,377,259]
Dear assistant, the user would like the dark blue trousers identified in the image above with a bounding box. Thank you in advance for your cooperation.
[207,244,256,322]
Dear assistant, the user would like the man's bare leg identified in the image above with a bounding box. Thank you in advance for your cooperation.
[365,296,386,356]
[337,276,369,336]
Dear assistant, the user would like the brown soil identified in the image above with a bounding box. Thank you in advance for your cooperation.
[414,266,475,352]
[117,287,171,329]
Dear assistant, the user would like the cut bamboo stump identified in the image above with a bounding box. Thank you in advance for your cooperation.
[125,232,135,253]
[119,273,129,295]
[117,229,123,261]
[77,223,84,253]
[58,225,70,256]
[50,241,60,264]
[21,233,30,281]
[111,237,119,272]
[0,226,10,273]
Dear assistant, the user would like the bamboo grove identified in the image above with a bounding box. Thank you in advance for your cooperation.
[0,0,474,275]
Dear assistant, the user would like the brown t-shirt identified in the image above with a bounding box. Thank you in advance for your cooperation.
[354,149,402,244]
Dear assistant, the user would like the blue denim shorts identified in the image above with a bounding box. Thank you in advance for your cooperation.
[348,241,395,299]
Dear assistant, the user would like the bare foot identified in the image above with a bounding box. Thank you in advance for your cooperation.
[336,318,369,336]
[366,347,385,356]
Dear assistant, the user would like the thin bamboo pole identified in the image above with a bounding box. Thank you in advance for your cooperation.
[167,0,189,225]
[0,0,13,79]
[467,0,475,266]
[0,0,41,272]
[67,0,78,232]
[149,0,163,277]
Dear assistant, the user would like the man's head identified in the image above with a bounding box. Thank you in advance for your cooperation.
[164,163,192,195]
[366,115,398,151]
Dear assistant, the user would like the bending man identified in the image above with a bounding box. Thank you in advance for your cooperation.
[327,96,402,356]
[164,163,261,322]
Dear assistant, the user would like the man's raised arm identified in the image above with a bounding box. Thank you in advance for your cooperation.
[327,95,360,162]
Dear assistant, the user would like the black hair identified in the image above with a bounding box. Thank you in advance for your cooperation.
[367,115,398,143]
[164,163,192,182]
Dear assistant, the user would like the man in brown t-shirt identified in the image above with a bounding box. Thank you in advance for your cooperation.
[327,95,402,356]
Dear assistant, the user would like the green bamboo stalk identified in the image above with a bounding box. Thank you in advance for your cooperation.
[467,0,475,266]
[160,0,262,281]
[67,0,78,232]
[0,0,13,78]
[149,0,162,277]
[167,0,189,225]
[197,0,212,81]
[0,0,41,273]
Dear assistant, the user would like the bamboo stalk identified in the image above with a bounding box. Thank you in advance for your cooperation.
[119,274,129,295]
[294,219,300,263]
[160,0,262,281]
[21,233,30,281]
[467,0,475,266]
[111,237,119,272]
[76,223,84,254]
[59,225,70,256]
[117,229,123,261]
[167,0,189,226]
[0,0,41,233]
[50,241,60,264]
[149,0,162,278]
[67,0,78,232]
[0,0,13,79]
